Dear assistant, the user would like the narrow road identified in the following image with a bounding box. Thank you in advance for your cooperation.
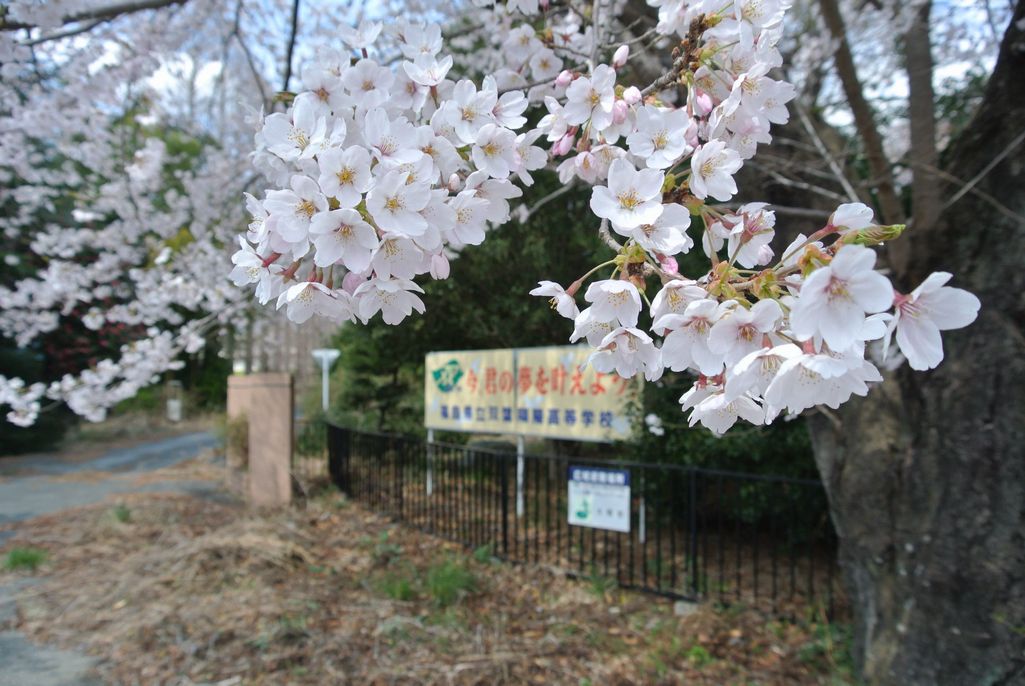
[0,431,222,686]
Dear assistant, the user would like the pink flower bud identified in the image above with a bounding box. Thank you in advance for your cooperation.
[694,91,713,116]
[612,99,628,125]
[657,254,679,275]
[552,132,574,156]
[685,121,699,148]
[554,70,574,88]
[341,271,365,295]
[447,173,461,192]
[622,86,641,105]
[430,253,450,280]
[612,45,630,70]
[540,0,550,8]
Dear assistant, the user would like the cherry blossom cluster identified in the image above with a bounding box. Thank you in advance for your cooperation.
[0,1,264,427]
[235,20,541,326]
[535,209,979,433]
[0,328,202,426]
[519,0,981,433]
[231,0,982,435]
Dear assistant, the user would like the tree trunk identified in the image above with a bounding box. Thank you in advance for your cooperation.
[809,3,1025,683]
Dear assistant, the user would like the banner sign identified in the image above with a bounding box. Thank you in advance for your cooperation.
[424,346,640,442]
[567,466,631,532]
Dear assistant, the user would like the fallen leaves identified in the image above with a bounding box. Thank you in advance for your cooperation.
[1,486,854,685]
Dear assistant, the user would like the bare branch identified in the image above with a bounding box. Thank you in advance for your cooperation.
[1,0,188,31]
[718,202,832,220]
[597,218,623,252]
[524,179,578,219]
[590,0,602,68]
[229,1,270,110]
[282,0,301,92]
[793,101,862,203]
[20,20,103,46]
[748,160,850,203]
[938,126,1020,216]
[900,0,939,272]
[817,0,903,225]
[641,54,686,96]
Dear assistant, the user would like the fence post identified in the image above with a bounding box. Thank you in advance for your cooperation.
[515,435,525,518]
[688,468,699,596]
[639,494,646,544]
[426,428,434,497]
[500,453,510,555]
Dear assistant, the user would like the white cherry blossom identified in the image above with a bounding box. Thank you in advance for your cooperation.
[689,140,743,201]
[789,245,894,351]
[884,272,981,370]
[584,280,643,327]
[590,159,664,230]
[309,209,379,272]
[529,281,579,320]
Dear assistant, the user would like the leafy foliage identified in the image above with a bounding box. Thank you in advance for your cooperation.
[3,546,47,572]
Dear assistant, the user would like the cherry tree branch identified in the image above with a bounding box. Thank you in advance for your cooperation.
[747,160,850,204]
[229,1,270,110]
[640,54,686,96]
[939,128,1025,216]
[1,0,188,31]
[898,0,939,272]
[932,153,1025,225]
[597,218,623,252]
[524,179,578,219]
[817,0,904,225]
[282,0,302,92]
[20,20,103,46]
[792,101,861,203]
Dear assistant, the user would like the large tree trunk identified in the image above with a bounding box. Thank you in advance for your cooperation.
[809,3,1025,683]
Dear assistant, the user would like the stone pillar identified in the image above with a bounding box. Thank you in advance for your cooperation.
[225,375,252,495]
[226,373,293,506]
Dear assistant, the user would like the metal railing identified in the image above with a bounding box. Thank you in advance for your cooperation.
[327,424,841,616]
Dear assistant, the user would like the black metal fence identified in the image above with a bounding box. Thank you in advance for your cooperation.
[327,424,841,616]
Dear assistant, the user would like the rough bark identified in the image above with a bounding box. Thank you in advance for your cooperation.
[808,2,1025,683]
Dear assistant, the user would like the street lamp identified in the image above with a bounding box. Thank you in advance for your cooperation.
[311,348,341,413]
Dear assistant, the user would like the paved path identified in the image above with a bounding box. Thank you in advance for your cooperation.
[0,431,221,686]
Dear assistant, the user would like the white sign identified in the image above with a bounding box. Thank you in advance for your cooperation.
[567,466,631,533]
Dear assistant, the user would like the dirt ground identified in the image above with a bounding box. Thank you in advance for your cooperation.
[0,471,854,685]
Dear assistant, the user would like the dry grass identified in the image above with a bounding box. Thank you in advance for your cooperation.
[1,489,854,685]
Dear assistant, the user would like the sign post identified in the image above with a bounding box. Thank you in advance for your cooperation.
[426,428,434,497]
[515,435,525,518]
[311,349,340,412]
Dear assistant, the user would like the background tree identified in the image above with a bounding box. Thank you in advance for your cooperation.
[806,1,1025,681]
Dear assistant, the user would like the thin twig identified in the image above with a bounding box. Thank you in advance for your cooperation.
[640,55,686,96]
[2,0,189,31]
[281,0,301,92]
[938,128,1025,218]
[793,101,862,203]
[20,19,103,46]
[748,161,850,203]
[524,180,577,219]
[597,218,622,252]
